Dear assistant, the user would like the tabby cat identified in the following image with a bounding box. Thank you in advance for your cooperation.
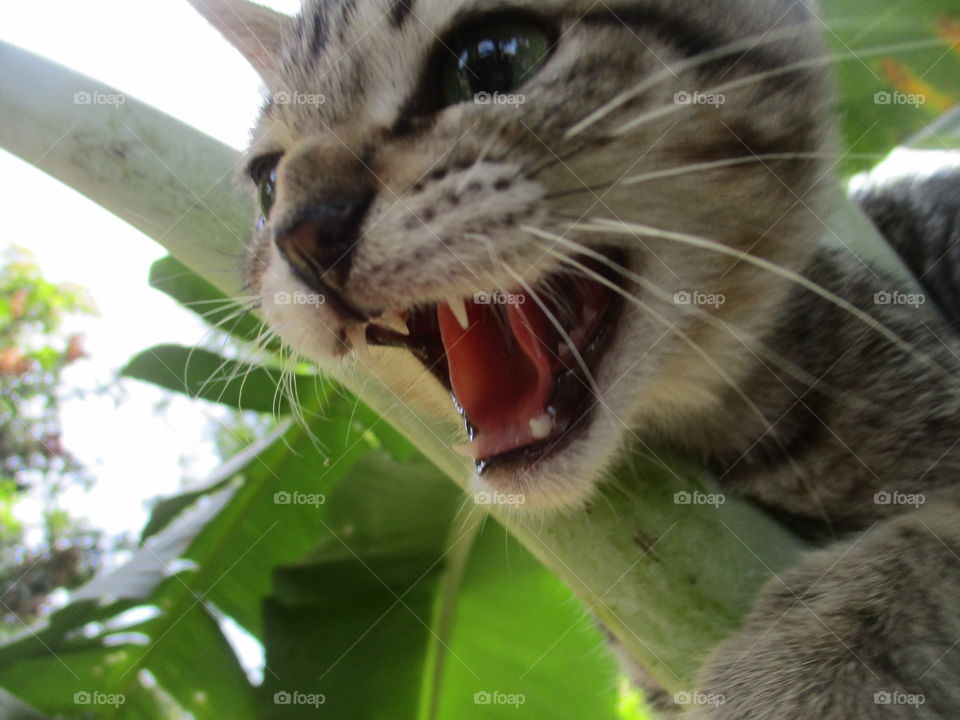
[189,0,960,716]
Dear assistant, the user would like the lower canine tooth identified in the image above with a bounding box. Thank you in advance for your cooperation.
[346,325,372,364]
[447,296,470,330]
[529,414,553,440]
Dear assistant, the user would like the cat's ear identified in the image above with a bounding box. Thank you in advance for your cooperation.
[187,0,292,85]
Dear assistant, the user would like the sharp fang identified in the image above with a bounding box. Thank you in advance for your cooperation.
[376,312,409,336]
[447,296,470,330]
[529,414,553,440]
[346,325,373,364]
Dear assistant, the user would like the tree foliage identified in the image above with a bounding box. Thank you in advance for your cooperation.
[0,249,101,634]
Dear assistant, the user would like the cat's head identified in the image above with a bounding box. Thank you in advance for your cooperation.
[191,0,834,511]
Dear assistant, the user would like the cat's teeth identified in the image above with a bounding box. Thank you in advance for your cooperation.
[376,312,409,336]
[529,414,553,440]
[447,296,470,330]
[346,325,373,364]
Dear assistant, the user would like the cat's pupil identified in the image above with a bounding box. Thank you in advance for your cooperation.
[440,19,552,107]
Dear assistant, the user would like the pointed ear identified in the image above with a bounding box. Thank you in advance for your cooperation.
[187,0,293,85]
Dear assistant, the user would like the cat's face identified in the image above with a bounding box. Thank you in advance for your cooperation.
[197,0,834,511]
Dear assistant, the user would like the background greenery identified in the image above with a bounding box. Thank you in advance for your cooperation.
[0,250,105,638]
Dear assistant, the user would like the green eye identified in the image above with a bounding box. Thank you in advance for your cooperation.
[258,168,277,219]
[249,153,282,221]
[440,17,553,107]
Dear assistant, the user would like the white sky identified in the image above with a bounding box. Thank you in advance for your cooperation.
[0,0,299,547]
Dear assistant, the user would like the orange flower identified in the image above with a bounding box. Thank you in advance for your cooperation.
[936,16,960,59]
[64,334,87,364]
[878,58,956,113]
[0,347,33,376]
[8,289,28,320]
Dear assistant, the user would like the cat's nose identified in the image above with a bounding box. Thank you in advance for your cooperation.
[273,191,374,290]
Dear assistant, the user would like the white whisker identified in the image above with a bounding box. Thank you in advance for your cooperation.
[523,224,863,408]
[571,218,948,376]
[611,38,946,138]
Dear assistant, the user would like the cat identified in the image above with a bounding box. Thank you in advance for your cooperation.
[188,0,960,716]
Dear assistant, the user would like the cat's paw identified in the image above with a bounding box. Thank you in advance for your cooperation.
[690,616,925,719]
[689,502,960,719]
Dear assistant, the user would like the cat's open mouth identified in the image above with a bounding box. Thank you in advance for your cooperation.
[366,252,623,472]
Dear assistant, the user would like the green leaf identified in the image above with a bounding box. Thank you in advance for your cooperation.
[0,393,636,719]
[139,422,290,542]
[0,484,256,720]
[0,688,50,720]
[0,391,382,718]
[432,524,623,720]
[121,343,326,414]
[149,256,268,346]
[822,0,960,172]
[259,453,625,720]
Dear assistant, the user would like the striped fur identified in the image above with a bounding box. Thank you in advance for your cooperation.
[188,1,960,717]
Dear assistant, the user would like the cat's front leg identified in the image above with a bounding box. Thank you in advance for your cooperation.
[687,493,960,719]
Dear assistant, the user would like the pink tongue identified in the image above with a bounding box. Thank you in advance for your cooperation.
[437,296,555,459]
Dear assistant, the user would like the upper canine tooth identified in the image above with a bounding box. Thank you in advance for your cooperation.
[377,312,409,336]
[447,296,470,330]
